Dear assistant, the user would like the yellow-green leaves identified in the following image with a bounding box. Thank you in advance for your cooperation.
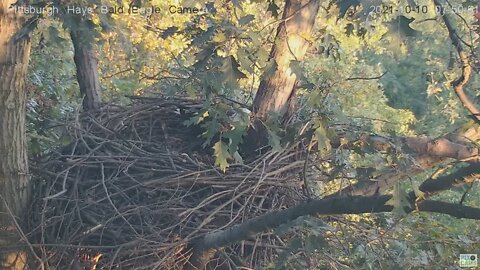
[312,118,334,157]
[213,141,232,172]
[385,182,410,218]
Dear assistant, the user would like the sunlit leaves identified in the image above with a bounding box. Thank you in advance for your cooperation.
[386,182,410,218]
[312,118,333,157]
[185,100,249,171]
[213,141,232,172]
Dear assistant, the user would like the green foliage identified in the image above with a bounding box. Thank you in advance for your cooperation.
[26,0,480,268]
[270,217,331,270]
[27,20,78,155]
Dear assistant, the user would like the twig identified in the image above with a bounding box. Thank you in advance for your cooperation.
[0,194,44,268]
[346,71,388,81]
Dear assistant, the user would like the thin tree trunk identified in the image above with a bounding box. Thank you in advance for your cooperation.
[0,1,32,268]
[253,0,319,119]
[70,20,101,111]
[245,0,320,150]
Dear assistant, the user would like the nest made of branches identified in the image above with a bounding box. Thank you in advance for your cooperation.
[28,96,311,270]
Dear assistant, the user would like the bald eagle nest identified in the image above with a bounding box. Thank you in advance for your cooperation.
[28,96,312,270]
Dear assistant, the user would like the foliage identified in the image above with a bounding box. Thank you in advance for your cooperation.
[23,0,480,269]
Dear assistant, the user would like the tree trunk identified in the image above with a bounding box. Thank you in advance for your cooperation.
[0,1,32,268]
[244,0,320,150]
[70,21,101,111]
[252,0,320,119]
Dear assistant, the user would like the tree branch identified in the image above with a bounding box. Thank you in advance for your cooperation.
[418,162,480,196]
[346,71,387,81]
[327,130,480,197]
[185,194,480,269]
[417,200,480,218]
[434,0,479,121]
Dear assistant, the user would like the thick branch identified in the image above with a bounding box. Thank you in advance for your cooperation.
[186,195,480,269]
[419,163,480,195]
[197,196,391,250]
[418,200,480,218]
[331,131,480,163]
[327,130,480,196]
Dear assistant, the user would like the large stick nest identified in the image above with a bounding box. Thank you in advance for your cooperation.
[28,97,309,269]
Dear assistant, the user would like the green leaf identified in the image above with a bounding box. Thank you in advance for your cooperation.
[191,27,216,47]
[412,184,425,200]
[386,182,410,218]
[267,0,280,18]
[220,55,247,88]
[237,48,254,73]
[345,23,355,37]
[262,59,278,79]
[387,16,418,38]
[312,119,332,157]
[305,234,327,254]
[14,17,39,42]
[193,45,215,70]
[382,15,419,56]
[256,47,270,66]
[336,0,360,18]
[356,167,375,182]
[239,15,255,26]
[160,26,179,39]
[289,60,306,82]
[201,119,222,147]
[213,141,232,172]
[267,129,283,152]
[232,151,244,164]
[232,0,243,9]
[111,78,137,93]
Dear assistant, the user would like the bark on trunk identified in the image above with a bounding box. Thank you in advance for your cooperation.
[252,0,319,119]
[0,1,32,268]
[70,22,101,111]
[245,0,320,151]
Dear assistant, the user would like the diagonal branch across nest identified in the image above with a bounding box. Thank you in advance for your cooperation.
[28,97,309,269]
